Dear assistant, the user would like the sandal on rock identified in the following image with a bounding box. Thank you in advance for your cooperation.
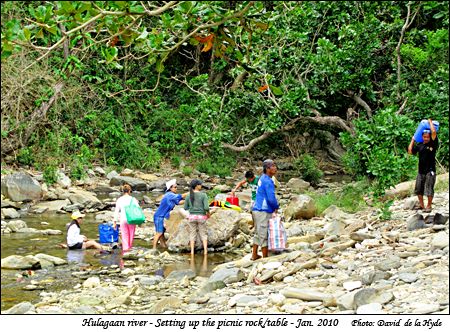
[423,208,432,213]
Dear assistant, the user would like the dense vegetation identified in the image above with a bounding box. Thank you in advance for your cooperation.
[1,1,448,196]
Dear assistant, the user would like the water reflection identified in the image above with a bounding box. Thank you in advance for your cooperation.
[189,254,209,277]
[98,249,123,266]
[66,249,85,264]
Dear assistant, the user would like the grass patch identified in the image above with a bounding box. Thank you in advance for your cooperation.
[308,179,370,214]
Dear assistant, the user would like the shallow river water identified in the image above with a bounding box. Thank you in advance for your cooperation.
[1,210,237,311]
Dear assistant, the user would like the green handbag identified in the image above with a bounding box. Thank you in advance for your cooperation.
[124,198,146,225]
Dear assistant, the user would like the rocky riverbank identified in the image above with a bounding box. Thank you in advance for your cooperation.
[2,164,448,314]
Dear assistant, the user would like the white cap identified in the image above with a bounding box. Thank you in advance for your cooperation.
[166,179,177,191]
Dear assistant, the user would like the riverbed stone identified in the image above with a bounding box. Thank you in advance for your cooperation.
[109,176,148,191]
[83,277,101,288]
[375,256,401,271]
[1,172,42,202]
[356,302,384,314]
[35,253,67,266]
[68,189,102,209]
[410,303,441,314]
[6,219,27,232]
[1,255,41,270]
[137,275,164,286]
[2,301,36,314]
[431,232,449,249]
[407,214,426,231]
[397,272,418,283]
[286,178,310,193]
[2,208,20,219]
[284,195,316,220]
[208,267,244,284]
[151,296,182,314]
[361,271,392,285]
[166,269,196,281]
[33,199,71,212]
[56,171,71,188]
[281,287,333,302]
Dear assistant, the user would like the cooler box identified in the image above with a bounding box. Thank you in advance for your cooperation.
[98,222,119,244]
[226,195,239,206]
[413,120,439,143]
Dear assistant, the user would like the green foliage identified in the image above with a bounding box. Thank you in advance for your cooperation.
[182,166,193,176]
[293,153,323,185]
[340,108,418,196]
[17,147,34,166]
[309,180,370,214]
[170,155,181,168]
[374,200,393,221]
[206,187,221,201]
[42,163,58,185]
[195,156,235,178]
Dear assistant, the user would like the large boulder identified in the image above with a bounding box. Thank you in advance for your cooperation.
[284,195,316,221]
[167,209,241,251]
[32,199,71,212]
[384,173,448,199]
[1,255,41,270]
[56,171,72,188]
[1,208,20,219]
[286,178,311,193]
[1,172,42,202]
[68,189,102,209]
[109,176,148,191]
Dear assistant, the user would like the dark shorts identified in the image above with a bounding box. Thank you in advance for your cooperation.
[154,216,166,234]
[415,172,436,197]
[68,242,83,250]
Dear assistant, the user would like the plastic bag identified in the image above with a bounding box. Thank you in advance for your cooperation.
[98,222,119,243]
[268,214,287,251]
[124,199,146,225]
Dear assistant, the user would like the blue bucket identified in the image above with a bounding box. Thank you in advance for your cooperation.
[413,120,439,143]
[98,222,119,244]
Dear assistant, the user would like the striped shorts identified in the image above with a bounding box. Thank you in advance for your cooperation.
[414,172,436,197]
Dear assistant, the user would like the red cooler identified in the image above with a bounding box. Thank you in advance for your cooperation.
[226,195,239,206]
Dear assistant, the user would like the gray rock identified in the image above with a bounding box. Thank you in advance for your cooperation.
[353,288,394,309]
[431,232,449,249]
[2,301,35,314]
[356,302,385,314]
[137,275,164,286]
[6,219,27,232]
[168,209,241,250]
[407,214,426,231]
[109,176,148,191]
[106,170,119,180]
[79,296,102,306]
[286,178,310,193]
[1,255,41,270]
[208,267,244,284]
[433,213,449,225]
[350,231,375,241]
[284,195,316,220]
[56,171,71,188]
[68,189,102,209]
[361,271,392,285]
[166,269,196,281]
[325,219,346,236]
[375,256,401,271]
[2,208,20,219]
[94,167,106,176]
[411,303,441,314]
[398,272,418,283]
[281,287,333,302]
[35,253,67,266]
[198,280,227,294]
[1,172,42,202]
[403,197,417,210]
[72,305,98,314]
[151,296,182,314]
[33,199,71,212]
[63,203,84,212]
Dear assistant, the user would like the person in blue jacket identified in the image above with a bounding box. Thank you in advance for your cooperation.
[153,179,187,249]
[251,159,279,260]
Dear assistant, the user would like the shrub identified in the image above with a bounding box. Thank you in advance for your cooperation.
[182,166,193,176]
[43,163,58,185]
[293,153,323,185]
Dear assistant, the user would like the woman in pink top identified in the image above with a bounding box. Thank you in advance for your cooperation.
[113,183,139,252]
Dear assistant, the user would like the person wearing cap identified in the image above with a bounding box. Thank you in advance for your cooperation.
[67,211,102,250]
[251,159,279,260]
[113,183,140,252]
[408,119,439,212]
[184,179,210,255]
[152,179,188,249]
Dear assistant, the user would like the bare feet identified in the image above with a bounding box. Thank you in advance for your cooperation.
[251,254,262,261]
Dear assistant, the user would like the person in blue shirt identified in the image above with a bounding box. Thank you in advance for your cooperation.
[153,179,187,249]
[251,159,279,260]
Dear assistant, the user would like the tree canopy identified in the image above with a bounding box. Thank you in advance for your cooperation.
[1,1,448,194]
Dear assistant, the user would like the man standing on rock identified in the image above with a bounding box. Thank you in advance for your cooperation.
[251,159,279,260]
[408,118,439,213]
